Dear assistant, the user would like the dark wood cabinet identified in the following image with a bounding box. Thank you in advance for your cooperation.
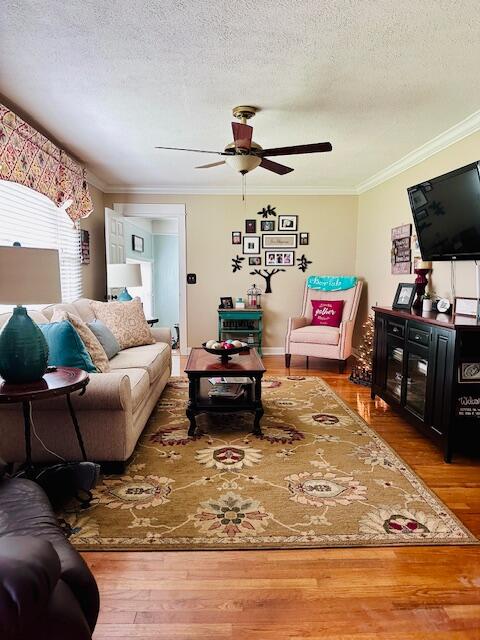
[372,307,480,462]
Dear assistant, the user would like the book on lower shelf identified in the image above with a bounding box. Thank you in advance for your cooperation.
[208,383,245,400]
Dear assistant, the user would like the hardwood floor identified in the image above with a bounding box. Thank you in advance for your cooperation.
[84,355,480,639]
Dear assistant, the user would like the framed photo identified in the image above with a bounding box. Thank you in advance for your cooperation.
[261,220,275,232]
[458,362,480,384]
[262,234,297,249]
[265,251,295,267]
[278,215,298,231]
[454,297,478,317]
[249,256,261,266]
[132,235,144,252]
[299,232,309,245]
[392,282,416,310]
[220,296,233,309]
[243,236,260,254]
[232,231,241,245]
[245,219,256,234]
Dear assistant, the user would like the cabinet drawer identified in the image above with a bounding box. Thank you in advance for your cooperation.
[408,325,430,347]
[386,320,405,338]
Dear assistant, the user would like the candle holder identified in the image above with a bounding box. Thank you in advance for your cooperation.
[413,261,432,310]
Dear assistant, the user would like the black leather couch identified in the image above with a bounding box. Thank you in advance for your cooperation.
[0,477,99,640]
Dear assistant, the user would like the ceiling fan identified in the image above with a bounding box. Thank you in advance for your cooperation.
[155,106,332,176]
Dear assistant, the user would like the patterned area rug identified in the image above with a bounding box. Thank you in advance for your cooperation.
[59,377,476,550]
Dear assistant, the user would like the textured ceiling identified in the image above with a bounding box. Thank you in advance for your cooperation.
[1,0,480,190]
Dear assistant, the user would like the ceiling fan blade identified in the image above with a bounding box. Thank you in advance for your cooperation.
[232,122,253,150]
[260,158,294,175]
[259,142,332,157]
[155,146,227,155]
[195,161,226,169]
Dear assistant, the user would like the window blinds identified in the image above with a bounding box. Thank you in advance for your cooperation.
[0,180,82,307]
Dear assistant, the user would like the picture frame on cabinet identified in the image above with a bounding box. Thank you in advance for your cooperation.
[392,282,416,310]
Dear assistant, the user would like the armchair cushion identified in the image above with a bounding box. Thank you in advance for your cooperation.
[289,325,340,345]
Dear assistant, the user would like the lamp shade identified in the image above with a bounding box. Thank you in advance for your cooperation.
[0,246,61,304]
[107,263,142,288]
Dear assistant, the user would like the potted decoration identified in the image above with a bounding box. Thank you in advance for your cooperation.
[422,291,433,312]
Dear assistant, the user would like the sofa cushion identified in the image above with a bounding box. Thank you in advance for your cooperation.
[51,310,110,373]
[109,342,170,384]
[42,303,79,322]
[90,299,155,350]
[289,325,340,345]
[39,321,97,373]
[88,320,120,360]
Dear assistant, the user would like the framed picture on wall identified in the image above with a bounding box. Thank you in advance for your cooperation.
[261,220,275,232]
[245,219,257,234]
[278,215,298,231]
[262,234,297,249]
[299,232,309,245]
[132,235,144,252]
[265,251,295,267]
[243,236,260,254]
[232,231,241,244]
[249,257,261,266]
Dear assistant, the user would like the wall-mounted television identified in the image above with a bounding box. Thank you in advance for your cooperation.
[407,161,480,261]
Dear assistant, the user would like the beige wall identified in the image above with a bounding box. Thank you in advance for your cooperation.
[355,130,480,337]
[104,194,358,349]
[81,183,106,300]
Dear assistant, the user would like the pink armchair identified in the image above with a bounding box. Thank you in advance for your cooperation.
[285,279,363,372]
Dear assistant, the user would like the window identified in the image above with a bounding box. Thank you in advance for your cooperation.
[0,181,82,308]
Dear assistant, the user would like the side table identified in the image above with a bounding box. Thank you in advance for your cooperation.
[0,367,90,478]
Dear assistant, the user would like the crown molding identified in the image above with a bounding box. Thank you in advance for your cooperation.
[88,110,480,197]
[103,184,357,196]
[357,109,480,194]
[86,169,108,192]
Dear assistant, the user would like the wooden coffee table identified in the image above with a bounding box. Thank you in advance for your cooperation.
[184,348,266,437]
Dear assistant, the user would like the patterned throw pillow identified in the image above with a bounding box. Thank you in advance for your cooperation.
[51,309,111,372]
[311,299,344,327]
[90,299,155,350]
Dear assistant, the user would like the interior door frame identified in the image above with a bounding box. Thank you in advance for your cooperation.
[111,203,187,355]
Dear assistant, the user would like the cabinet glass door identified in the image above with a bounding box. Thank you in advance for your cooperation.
[386,343,404,401]
[405,352,428,418]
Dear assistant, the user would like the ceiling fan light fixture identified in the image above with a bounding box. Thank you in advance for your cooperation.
[224,154,262,175]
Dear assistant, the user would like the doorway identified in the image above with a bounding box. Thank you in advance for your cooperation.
[106,204,187,354]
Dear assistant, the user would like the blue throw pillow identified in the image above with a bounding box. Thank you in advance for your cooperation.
[87,319,120,359]
[39,321,96,373]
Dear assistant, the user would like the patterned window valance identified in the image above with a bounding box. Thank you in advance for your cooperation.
[0,104,93,222]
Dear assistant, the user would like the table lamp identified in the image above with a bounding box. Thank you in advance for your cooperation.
[0,246,61,383]
[107,263,142,301]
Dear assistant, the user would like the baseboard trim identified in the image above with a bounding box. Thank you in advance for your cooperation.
[262,347,285,355]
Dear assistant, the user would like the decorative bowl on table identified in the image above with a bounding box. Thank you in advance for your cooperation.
[202,339,250,363]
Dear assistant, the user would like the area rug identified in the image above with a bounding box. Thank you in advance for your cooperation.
[59,376,476,550]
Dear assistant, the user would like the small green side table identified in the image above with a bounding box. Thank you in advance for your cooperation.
[218,308,263,356]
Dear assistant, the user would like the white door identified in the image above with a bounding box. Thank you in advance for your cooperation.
[105,208,125,264]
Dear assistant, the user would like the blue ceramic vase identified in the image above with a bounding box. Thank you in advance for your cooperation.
[0,306,49,383]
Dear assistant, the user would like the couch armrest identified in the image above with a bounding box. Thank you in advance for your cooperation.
[0,536,61,639]
[339,319,355,357]
[288,316,309,331]
[150,326,171,345]
[72,371,132,411]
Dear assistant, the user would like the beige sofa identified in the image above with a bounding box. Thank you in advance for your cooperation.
[0,299,171,468]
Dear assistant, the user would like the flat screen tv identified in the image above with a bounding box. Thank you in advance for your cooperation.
[407,161,480,261]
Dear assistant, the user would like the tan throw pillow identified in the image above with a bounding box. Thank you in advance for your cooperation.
[90,299,155,350]
[51,309,111,373]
